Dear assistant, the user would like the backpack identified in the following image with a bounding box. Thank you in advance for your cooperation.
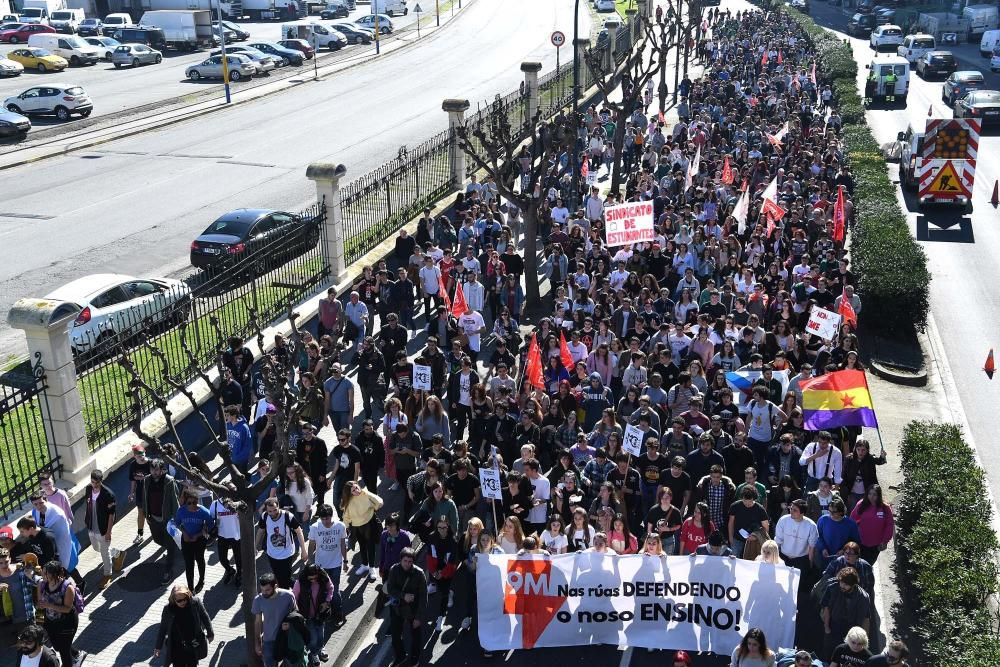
[60,578,85,614]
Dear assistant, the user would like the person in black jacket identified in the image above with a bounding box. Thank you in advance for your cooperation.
[389,268,417,333]
[417,338,448,397]
[393,228,417,273]
[83,469,117,588]
[154,585,214,666]
[487,402,518,464]
[386,548,428,667]
[222,336,254,419]
[447,357,480,441]
[842,438,887,511]
[355,419,385,493]
[379,311,409,366]
[13,517,57,569]
[296,423,328,506]
[765,435,806,488]
[15,624,61,667]
[356,337,386,420]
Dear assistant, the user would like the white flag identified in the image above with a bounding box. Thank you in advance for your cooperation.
[761,176,779,204]
[733,189,750,234]
[685,145,701,191]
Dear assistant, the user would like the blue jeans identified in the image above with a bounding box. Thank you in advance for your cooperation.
[323,565,344,614]
[307,618,325,657]
[329,410,351,432]
[262,639,278,667]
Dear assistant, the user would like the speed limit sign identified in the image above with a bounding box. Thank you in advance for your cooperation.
[551,30,566,47]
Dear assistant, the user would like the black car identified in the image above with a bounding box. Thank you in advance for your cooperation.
[320,6,349,18]
[189,208,320,272]
[955,89,1000,126]
[847,13,876,36]
[248,41,304,65]
[329,22,372,44]
[77,18,103,36]
[916,51,957,79]
[110,27,166,50]
[213,20,249,41]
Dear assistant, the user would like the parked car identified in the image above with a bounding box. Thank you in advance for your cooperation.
[185,53,255,81]
[871,24,904,50]
[111,43,162,67]
[0,107,30,139]
[320,5,349,18]
[915,50,957,78]
[0,23,55,43]
[596,0,616,11]
[328,21,373,44]
[6,47,68,72]
[77,17,103,36]
[354,14,393,33]
[211,45,277,73]
[248,40,304,65]
[278,38,314,58]
[847,13,876,36]
[109,27,165,50]
[101,13,133,37]
[44,274,191,354]
[0,56,24,76]
[189,209,320,272]
[991,45,1000,71]
[27,33,102,66]
[943,70,986,104]
[4,84,92,121]
[212,19,249,40]
[84,36,120,60]
[789,0,809,11]
[954,89,1000,126]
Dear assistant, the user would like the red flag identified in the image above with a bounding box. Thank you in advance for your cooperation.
[438,270,452,312]
[658,109,665,124]
[740,177,749,192]
[777,50,783,65]
[832,185,846,242]
[839,287,857,329]
[581,156,589,181]
[721,155,734,185]
[451,279,469,318]
[525,333,545,390]
[809,61,817,86]
[559,330,575,372]
[761,50,768,67]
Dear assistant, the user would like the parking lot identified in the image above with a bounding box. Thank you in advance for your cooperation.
[0,4,420,132]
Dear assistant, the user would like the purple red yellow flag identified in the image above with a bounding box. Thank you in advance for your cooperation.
[801,370,878,430]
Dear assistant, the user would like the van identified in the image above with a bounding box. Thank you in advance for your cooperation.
[27,32,101,65]
[371,0,407,16]
[962,4,998,39]
[980,28,1000,56]
[280,20,345,49]
[866,53,910,104]
[101,12,132,36]
[110,26,166,49]
[897,33,935,63]
[49,9,85,33]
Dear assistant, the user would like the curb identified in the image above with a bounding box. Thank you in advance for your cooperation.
[869,359,928,387]
[332,594,380,667]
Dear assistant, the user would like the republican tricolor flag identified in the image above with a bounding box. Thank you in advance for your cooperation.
[801,370,878,430]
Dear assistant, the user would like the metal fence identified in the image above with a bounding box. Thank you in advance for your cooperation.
[341,132,452,266]
[0,353,60,520]
[538,62,576,119]
[75,204,330,449]
[463,87,531,177]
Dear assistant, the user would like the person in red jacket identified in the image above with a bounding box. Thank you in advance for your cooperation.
[425,516,460,633]
[849,484,895,564]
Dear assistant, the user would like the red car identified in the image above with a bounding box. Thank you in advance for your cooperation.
[0,23,55,43]
[277,38,314,59]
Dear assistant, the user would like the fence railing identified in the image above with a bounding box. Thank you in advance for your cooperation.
[74,204,330,449]
[0,353,60,520]
[341,132,452,267]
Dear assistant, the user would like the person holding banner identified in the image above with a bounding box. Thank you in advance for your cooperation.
[385,547,428,667]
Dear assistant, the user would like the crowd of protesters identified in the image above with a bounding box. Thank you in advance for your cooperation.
[0,4,916,667]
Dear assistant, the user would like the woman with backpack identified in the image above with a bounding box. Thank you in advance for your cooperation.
[36,560,84,667]
[153,584,214,666]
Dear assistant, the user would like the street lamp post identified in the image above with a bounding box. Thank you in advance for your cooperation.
[214,0,231,103]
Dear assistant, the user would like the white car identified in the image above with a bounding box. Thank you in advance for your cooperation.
[991,46,1000,72]
[0,56,24,76]
[596,0,616,11]
[4,84,92,121]
[871,24,904,51]
[44,274,191,353]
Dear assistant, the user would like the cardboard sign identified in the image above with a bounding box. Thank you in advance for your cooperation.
[413,363,432,391]
[479,466,502,500]
[622,423,645,456]
[604,201,654,248]
[805,306,842,341]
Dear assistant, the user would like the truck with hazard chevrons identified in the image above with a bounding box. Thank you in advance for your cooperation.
[899,118,979,209]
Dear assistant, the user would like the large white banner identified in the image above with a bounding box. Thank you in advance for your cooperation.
[805,306,842,341]
[476,554,798,654]
[605,202,654,248]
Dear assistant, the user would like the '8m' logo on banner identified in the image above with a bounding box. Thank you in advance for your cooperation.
[503,560,568,648]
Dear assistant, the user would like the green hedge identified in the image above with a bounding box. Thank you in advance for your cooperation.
[781,8,930,333]
[898,422,1000,666]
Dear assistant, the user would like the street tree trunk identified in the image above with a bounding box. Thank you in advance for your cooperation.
[239,502,262,667]
[611,113,629,195]
[523,207,540,304]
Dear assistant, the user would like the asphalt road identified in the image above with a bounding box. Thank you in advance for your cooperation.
[0,6,423,132]
[0,0,588,362]
[806,1,1000,504]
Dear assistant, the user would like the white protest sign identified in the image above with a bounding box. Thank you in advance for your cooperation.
[805,306,842,341]
[477,554,799,652]
[604,201,654,248]
[479,466,503,500]
[413,363,432,391]
[622,423,644,456]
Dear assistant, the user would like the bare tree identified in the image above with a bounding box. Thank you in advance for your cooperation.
[585,8,679,194]
[455,104,580,305]
[121,308,304,667]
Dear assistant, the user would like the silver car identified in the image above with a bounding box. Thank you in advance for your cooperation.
[185,53,255,81]
[0,107,30,139]
[211,46,276,74]
[111,43,162,68]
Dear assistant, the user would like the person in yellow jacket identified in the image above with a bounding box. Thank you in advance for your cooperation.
[340,482,384,580]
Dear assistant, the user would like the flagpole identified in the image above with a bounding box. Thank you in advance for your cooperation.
[860,371,886,457]
[491,445,502,535]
